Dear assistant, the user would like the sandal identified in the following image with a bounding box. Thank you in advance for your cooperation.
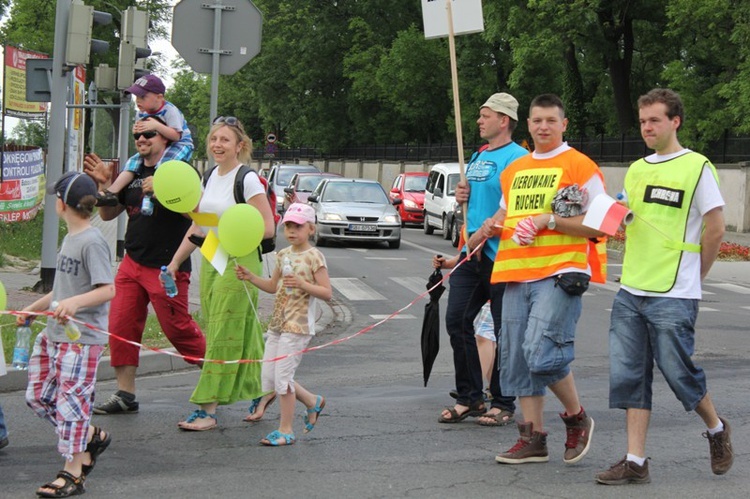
[177,409,217,431]
[302,395,325,433]
[81,426,111,476]
[477,409,515,427]
[36,470,85,498]
[438,400,486,424]
[260,430,296,446]
[243,393,277,422]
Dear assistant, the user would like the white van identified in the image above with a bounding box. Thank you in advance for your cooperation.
[423,162,461,239]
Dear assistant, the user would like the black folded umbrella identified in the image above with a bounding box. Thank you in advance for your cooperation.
[422,267,446,387]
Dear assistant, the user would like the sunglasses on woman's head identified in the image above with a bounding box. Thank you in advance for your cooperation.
[213,116,241,127]
[133,131,158,140]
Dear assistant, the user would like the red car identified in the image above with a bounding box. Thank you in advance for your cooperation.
[283,172,341,212]
[389,172,429,227]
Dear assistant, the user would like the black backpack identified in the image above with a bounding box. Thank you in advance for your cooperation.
[202,164,278,254]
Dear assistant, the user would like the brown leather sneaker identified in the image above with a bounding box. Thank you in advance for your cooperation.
[704,417,734,475]
[596,457,650,485]
[495,422,549,464]
[560,408,594,464]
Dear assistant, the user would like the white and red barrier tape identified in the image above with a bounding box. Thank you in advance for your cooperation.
[1,242,486,365]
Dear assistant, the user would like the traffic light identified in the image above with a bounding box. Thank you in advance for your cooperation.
[117,7,151,90]
[66,0,112,66]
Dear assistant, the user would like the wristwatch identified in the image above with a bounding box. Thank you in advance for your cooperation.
[547,214,557,230]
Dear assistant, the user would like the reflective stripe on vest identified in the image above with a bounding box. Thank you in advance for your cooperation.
[492,150,602,283]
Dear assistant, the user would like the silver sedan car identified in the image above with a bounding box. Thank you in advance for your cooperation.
[307,178,402,249]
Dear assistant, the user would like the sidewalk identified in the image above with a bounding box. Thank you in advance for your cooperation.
[1,213,339,392]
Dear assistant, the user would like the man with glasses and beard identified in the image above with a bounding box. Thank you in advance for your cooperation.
[84,117,206,415]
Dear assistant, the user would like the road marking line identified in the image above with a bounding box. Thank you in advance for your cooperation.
[390,276,428,296]
[370,314,417,320]
[699,306,719,312]
[704,283,750,294]
[366,257,408,261]
[400,239,449,255]
[330,278,386,301]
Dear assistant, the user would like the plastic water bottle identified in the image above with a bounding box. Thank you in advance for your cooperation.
[160,266,178,298]
[12,320,32,370]
[282,257,293,293]
[141,194,154,216]
[50,301,81,341]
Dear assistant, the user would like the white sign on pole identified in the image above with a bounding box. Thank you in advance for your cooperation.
[421,0,484,39]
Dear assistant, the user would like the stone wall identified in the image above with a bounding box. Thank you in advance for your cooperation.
[195,158,750,233]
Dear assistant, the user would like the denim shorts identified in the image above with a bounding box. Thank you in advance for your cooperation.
[499,278,582,396]
[608,289,706,411]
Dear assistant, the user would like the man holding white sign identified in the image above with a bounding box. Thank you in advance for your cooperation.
[596,88,733,485]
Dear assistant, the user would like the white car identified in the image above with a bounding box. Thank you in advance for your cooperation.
[423,162,461,240]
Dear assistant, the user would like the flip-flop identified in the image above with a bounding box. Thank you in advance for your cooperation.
[303,395,325,433]
[244,393,277,422]
[438,402,486,424]
[477,409,515,427]
[260,430,295,446]
[178,409,217,431]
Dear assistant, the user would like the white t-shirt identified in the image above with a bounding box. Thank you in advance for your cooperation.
[622,149,725,299]
[198,164,265,233]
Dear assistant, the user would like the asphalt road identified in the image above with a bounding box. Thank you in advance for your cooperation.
[2,226,749,498]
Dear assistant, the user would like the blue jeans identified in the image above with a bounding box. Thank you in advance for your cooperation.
[445,253,515,412]
[500,278,582,396]
[609,289,706,411]
[0,401,7,440]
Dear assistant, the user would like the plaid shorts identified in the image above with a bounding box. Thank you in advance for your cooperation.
[26,332,105,460]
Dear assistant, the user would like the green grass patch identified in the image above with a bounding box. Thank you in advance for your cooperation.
[0,209,67,268]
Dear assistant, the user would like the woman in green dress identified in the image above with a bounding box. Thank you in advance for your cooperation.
[167,117,275,430]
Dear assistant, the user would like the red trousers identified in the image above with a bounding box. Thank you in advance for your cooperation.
[109,255,205,366]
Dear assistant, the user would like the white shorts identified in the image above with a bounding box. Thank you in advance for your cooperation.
[473,302,496,342]
[261,331,312,394]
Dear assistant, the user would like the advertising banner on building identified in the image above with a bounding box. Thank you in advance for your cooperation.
[3,46,49,119]
[0,147,45,222]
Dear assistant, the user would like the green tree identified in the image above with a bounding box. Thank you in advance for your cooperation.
[662,0,748,147]
[9,118,47,148]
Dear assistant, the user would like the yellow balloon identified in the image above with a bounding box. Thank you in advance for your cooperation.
[152,160,202,213]
[218,204,265,257]
[0,279,6,310]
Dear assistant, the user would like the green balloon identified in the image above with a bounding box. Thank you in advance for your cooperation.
[152,160,202,213]
[0,279,6,311]
[218,203,265,257]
